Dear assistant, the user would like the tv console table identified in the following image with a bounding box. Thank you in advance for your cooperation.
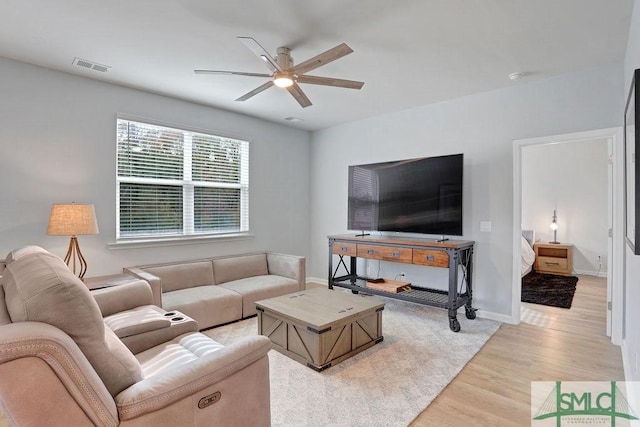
[328,234,475,332]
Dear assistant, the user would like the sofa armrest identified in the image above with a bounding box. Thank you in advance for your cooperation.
[115,335,271,420]
[123,267,162,307]
[0,322,119,427]
[266,253,306,290]
[105,308,199,355]
[92,280,155,317]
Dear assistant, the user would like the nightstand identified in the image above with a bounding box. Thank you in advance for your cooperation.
[533,242,573,275]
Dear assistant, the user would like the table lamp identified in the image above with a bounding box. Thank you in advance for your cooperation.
[550,209,559,244]
[46,203,99,279]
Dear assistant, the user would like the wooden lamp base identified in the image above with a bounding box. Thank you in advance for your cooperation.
[63,236,88,279]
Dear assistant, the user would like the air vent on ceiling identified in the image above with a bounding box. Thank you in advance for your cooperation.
[72,57,111,73]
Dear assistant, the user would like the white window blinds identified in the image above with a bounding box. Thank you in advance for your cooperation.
[116,119,249,240]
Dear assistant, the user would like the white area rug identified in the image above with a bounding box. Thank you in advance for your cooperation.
[205,294,499,427]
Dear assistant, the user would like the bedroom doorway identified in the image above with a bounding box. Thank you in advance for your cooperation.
[512,127,624,345]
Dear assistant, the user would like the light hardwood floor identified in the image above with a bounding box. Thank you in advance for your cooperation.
[410,274,624,426]
[520,274,608,338]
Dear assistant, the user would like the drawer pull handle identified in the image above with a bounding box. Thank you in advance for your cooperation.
[341,246,348,251]
[367,249,375,255]
[392,251,400,257]
[545,262,560,266]
[426,255,435,261]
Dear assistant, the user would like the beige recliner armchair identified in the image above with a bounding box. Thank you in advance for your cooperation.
[0,246,271,426]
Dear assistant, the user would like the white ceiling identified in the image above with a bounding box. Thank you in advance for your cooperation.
[0,0,633,131]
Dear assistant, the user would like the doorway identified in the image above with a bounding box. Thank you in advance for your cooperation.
[512,127,624,345]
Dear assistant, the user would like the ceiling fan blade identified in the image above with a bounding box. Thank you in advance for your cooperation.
[296,75,364,90]
[235,80,274,102]
[286,83,312,108]
[237,36,283,72]
[194,70,271,78]
[291,43,353,75]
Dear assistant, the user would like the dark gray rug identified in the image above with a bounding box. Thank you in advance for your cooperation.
[521,272,578,309]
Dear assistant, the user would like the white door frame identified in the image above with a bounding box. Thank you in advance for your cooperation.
[512,127,624,345]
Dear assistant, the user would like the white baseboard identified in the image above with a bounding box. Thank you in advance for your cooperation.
[573,269,607,277]
[306,276,328,286]
[475,310,514,324]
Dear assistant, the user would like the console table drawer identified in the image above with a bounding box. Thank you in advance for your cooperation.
[357,244,412,263]
[412,249,449,268]
[332,242,357,257]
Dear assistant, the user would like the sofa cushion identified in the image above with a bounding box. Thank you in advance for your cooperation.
[162,285,242,329]
[144,261,214,293]
[220,275,300,317]
[135,332,225,377]
[2,247,143,396]
[213,254,268,285]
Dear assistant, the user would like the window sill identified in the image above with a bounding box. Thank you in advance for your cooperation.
[107,233,254,250]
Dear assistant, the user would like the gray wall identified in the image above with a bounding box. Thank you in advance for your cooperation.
[521,138,609,276]
[0,57,312,275]
[623,0,640,382]
[309,62,622,319]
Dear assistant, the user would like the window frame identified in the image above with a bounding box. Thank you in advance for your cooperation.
[115,115,250,243]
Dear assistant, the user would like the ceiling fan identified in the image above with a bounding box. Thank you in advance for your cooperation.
[194,37,364,108]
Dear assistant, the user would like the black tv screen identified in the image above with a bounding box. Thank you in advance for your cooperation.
[348,154,463,235]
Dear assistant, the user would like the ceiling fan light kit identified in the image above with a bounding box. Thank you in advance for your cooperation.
[273,74,294,88]
[195,36,364,108]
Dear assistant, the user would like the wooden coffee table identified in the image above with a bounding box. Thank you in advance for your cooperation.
[255,288,384,371]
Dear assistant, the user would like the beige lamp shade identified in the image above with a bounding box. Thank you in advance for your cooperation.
[46,204,99,236]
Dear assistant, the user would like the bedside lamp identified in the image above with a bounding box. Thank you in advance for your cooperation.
[46,203,99,279]
[550,210,559,244]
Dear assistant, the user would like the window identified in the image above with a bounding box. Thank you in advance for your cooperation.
[116,118,249,240]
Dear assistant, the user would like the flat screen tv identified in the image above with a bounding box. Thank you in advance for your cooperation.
[348,154,463,235]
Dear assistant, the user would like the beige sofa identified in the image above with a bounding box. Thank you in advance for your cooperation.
[0,246,271,426]
[124,252,305,330]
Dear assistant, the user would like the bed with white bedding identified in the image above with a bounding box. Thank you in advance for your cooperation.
[521,229,536,276]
